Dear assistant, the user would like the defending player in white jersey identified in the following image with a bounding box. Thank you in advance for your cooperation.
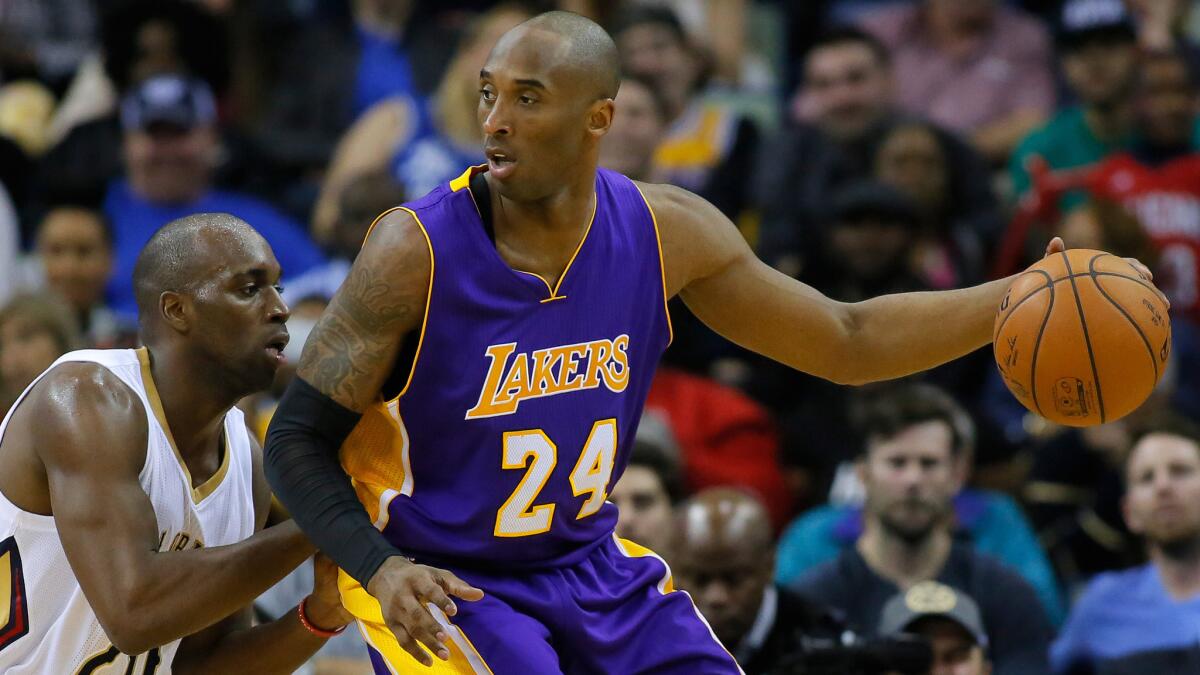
[0,213,351,673]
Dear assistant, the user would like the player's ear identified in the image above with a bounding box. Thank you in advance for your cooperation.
[587,98,614,138]
[160,291,192,334]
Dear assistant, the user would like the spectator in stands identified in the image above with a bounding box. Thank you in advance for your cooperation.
[33,203,136,348]
[645,367,794,529]
[671,488,848,675]
[610,414,684,554]
[777,383,1064,627]
[599,75,666,182]
[1009,0,1141,209]
[804,180,927,301]
[36,0,231,220]
[1005,314,1200,596]
[283,170,405,307]
[0,292,82,413]
[858,0,1054,163]
[104,74,324,320]
[1126,0,1200,57]
[879,581,993,675]
[873,121,1001,289]
[1084,49,1200,321]
[758,27,996,280]
[310,4,531,243]
[756,182,926,474]
[1052,413,1200,675]
[791,385,1055,675]
[613,6,759,223]
[0,0,97,92]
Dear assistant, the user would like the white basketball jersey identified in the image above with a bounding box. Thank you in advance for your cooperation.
[0,348,257,674]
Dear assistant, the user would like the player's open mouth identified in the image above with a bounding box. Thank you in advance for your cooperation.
[265,334,290,364]
[486,149,517,179]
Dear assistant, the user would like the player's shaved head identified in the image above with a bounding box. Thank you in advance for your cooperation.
[492,10,620,101]
[676,487,774,553]
[132,213,264,325]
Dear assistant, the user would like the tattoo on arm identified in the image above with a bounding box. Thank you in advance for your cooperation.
[297,210,431,411]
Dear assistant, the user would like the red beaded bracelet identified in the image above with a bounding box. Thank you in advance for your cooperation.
[298,597,349,638]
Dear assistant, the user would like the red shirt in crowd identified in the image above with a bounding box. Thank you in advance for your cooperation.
[1088,153,1200,320]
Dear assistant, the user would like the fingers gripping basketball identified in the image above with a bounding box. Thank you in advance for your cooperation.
[993,249,1172,427]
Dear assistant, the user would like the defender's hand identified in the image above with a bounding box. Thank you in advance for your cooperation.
[366,556,484,666]
[304,554,354,632]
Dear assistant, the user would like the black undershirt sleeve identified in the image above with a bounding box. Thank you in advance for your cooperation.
[264,377,400,585]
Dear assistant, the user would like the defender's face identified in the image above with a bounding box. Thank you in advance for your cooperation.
[188,235,290,394]
[479,29,607,201]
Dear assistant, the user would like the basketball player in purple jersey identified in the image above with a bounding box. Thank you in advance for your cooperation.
[265,11,1149,674]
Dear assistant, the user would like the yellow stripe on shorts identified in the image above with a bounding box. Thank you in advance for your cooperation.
[338,568,494,674]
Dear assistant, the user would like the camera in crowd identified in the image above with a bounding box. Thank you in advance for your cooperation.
[774,629,932,675]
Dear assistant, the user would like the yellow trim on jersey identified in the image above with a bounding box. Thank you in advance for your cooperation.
[136,348,230,504]
[631,182,674,346]
[393,207,436,401]
[613,536,675,593]
[449,165,485,193]
[361,206,406,248]
[338,569,494,674]
[544,195,598,301]
[515,269,555,297]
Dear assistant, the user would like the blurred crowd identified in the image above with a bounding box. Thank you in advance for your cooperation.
[2,0,1200,673]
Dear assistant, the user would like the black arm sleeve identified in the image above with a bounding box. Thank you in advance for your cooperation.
[264,377,400,585]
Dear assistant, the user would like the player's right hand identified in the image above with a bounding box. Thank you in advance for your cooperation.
[366,555,485,666]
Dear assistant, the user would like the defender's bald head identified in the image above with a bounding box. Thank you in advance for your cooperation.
[492,10,620,101]
[677,488,774,553]
[132,213,265,323]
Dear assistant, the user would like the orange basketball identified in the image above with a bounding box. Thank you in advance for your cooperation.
[993,249,1172,427]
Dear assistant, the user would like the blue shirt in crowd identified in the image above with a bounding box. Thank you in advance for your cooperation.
[1052,564,1200,674]
[353,25,420,119]
[104,179,326,320]
[775,488,1066,626]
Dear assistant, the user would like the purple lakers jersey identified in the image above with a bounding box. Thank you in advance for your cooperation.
[340,165,672,568]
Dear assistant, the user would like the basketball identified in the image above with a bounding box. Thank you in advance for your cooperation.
[993,249,1172,427]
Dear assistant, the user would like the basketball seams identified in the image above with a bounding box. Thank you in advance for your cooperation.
[1061,252,1106,423]
[1027,276,1055,418]
[993,269,1053,340]
[1088,255,1160,384]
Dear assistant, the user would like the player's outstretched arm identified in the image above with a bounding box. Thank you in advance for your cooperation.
[173,441,352,674]
[265,208,483,667]
[26,364,313,655]
[646,183,1066,386]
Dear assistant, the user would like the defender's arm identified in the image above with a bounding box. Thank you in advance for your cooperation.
[173,437,350,674]
[25,364,311,655]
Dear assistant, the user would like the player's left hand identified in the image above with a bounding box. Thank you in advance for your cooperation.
[1042,237,1165,307]
[305,553,354,633]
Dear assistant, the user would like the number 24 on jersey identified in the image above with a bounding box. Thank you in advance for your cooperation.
[495,419,617,537]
